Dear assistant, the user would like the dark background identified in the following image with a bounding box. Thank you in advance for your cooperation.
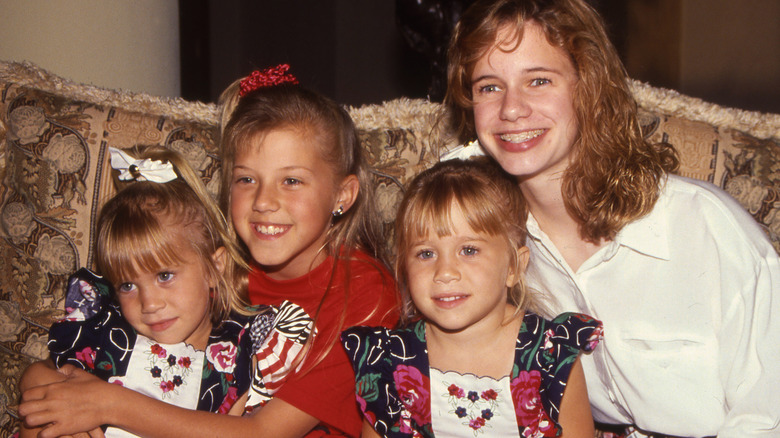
[179,0,780,113]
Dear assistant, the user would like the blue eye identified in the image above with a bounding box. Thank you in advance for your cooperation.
[476,84,502,94]
[157,271,174,282]
[416,249,435,260]
[460,246,479,256]
[117,282,136,293]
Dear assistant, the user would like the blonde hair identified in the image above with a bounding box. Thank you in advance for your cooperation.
[446,0,678,242]
[96,146,250,324]
[395,157,534,326]
[218,81,389,370]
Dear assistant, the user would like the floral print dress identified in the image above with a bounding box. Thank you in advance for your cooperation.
[342,312,602,438]
[48,268,269,434]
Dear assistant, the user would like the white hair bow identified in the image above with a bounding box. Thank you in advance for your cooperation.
[108,147,177,183]
[439,139,486,161]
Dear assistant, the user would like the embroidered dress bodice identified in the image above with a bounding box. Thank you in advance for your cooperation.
[47,269,261,438]
[342,312,603,437]
[430,368,520,437]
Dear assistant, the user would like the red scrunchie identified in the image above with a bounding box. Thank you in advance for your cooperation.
[239,64,299,97]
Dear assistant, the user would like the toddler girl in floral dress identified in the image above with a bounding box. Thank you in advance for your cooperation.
[342,158,603,437]
[19,146,271,437]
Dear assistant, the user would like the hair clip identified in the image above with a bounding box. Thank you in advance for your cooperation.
[239,64,300,97]
[108,147,177,183]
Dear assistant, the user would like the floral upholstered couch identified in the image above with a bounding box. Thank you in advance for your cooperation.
[1,60,779,436]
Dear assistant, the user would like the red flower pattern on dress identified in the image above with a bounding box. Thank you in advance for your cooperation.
[357,396,377,426]
[521,409,556,438]
[587,325,604,352]
[206,341,238,373]
[441,377,499,435]
[469,416,486,430]
[511,370,557,436]
[150,344,167,358]
[511,370,544,424]
[160,380,175,393]
[217,386,239,414]
[448,383,465,397]
[542,329,555,355]
[393,365,431,428]
[75,346,96,369]
[481,389,498,401]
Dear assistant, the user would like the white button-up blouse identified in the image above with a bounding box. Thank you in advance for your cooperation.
[524,174,780,437]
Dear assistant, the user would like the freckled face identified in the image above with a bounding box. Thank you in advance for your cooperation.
[229,128,345,280]
[471,21,579,184]
[405,205,518,335]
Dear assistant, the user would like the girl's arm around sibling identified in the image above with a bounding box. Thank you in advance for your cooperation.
[21,366,319,438]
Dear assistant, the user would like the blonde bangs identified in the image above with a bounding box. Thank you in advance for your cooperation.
[394,158,530,325]
[96,212,188,285]
[405,188,509,246]
[397,158,526,264]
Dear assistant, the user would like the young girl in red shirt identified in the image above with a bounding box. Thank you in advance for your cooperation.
[20,65,399,438]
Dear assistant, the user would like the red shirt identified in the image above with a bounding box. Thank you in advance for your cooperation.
[248,250,398,437]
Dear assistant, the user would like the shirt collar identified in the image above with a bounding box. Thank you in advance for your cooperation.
[525,194,670,261]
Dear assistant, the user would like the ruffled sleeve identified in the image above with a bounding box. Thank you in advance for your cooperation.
[245,300,314,412]
[513,312,603,434]
[201,310,269,413]
[342,325,431,438]
[48,268,136,380]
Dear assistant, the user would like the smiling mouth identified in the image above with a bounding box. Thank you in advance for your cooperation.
[254,224,287,235]
[437,295,466,302]
[499,129,545,143]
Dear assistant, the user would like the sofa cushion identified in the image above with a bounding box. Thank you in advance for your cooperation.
[0,62,221,434]
[635,101,780,255]
[349,97,457,242]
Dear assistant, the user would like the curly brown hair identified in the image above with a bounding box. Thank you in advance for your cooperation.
[446,0,678,242]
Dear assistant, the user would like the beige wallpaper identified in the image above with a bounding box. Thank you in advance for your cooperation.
[0,0,180,97]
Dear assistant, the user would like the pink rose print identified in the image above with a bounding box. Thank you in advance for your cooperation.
[522,409,557,438]
[78,280,98,302]
[217,386,239,414]
[393,365,431,427]
[207,341,237,373]
[511,370,543,424]
[75,346,96,369]
[398,409,415,434]
[586,325,603,352]
[357,396,377,425]
[542,329,555,354]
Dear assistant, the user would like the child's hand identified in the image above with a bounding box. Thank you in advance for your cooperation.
[19,365,113,438]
